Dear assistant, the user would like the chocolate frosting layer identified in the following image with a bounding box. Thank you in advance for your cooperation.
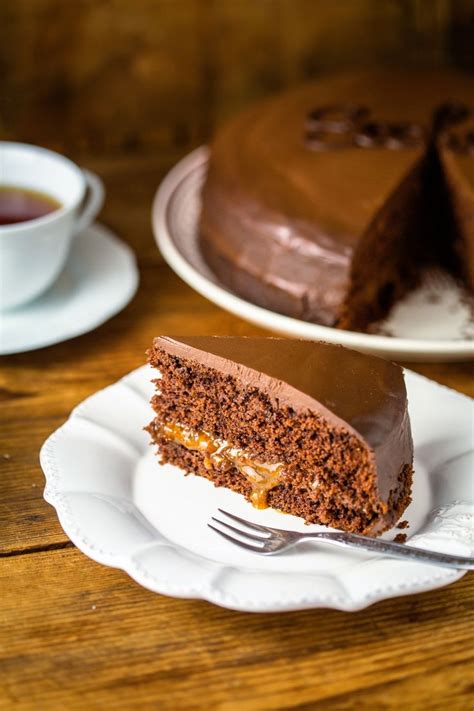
[199,70,474,326]
[153,336,413,502]
[438,114,474,287]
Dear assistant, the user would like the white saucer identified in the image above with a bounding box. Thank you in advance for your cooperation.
[0,223,139,355]
[152,147,474,362]
[41,365,473,612]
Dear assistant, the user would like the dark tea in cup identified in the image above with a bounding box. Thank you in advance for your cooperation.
[0,185,61,225]
[0,141,104,310]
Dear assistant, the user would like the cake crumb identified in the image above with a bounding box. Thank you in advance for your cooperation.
[91,605,97,611]
[397,520,409,529]
[394,533,407,544]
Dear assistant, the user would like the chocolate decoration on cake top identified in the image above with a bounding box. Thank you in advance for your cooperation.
[305,105,426,151]
[304,101,471,152]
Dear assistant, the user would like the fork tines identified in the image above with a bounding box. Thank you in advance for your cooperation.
[208,508,271,553]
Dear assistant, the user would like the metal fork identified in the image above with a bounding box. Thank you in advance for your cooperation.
[208,509,474,570]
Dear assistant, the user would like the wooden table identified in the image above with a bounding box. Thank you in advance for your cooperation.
[1,152,473,710]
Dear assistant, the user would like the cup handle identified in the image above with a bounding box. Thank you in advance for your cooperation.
[74,169,105,234]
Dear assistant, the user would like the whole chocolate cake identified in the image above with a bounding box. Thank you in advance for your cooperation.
[147,337,413,535]
[199,71,474,331]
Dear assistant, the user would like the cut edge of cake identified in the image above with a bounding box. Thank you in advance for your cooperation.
[146,336,414,536]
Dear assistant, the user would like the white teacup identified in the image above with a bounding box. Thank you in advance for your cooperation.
[0,142,104,310]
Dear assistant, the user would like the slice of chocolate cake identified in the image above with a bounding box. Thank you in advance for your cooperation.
[147,337,413,536]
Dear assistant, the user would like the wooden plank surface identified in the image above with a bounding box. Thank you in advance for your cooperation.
[1,547,473,711]
[1,151,473,709]
[1,3,474,706]
[1,0,473,156]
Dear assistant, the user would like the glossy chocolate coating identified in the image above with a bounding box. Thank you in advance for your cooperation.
[199,71,474,326]
[153,337,413,502]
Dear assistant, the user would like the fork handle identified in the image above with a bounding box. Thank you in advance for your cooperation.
[303,532,474,570]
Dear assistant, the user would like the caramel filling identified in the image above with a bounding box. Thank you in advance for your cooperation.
[161,422,284,508]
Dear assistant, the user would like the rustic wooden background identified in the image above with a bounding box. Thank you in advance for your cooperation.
[1,0,474,160]
[1,2,474,709]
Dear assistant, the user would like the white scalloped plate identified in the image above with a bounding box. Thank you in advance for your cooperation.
[152,147,474,362]
[40,365,473,612]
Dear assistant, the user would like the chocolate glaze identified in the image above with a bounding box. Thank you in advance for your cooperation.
[199,71,474,328]
[153,337,413,503]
